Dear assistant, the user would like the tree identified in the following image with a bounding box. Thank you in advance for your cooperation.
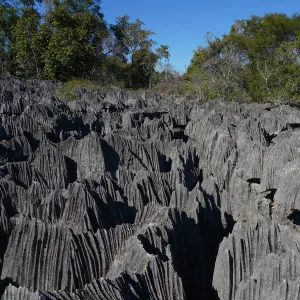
[110,15,155,62]
[186,13,300,102]
[0,1,18,74]
[133,44,169,88]
[0,0,171,87]
[12,7,41,78]
[223,13,300,99]
[109,15,169,88]
[274,36,300,97]
[39,0,107,80]
[186,33,246,100]
[110,15,155,87]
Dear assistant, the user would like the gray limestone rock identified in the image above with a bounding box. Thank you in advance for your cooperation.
[1,78,300,300]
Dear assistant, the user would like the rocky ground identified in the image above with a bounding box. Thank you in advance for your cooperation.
[1,77,300,300]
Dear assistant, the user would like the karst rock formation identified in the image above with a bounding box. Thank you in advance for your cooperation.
[1,77,300,300]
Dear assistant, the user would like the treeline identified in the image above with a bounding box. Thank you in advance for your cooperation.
[1,4,300,102]
[0,0,169,88]
[184,13,300,102]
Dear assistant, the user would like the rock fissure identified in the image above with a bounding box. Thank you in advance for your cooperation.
[0,78,300,300]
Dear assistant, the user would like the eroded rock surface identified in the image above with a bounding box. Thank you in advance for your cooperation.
[0,77,300,300]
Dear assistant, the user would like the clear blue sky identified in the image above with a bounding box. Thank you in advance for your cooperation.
[101,0,299,73]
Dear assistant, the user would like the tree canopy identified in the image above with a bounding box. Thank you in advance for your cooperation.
[1,4,299,101]
[186,13,300,102]
[0,0,169,88]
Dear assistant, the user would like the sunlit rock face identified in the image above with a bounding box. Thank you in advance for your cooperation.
[0,77,300,300]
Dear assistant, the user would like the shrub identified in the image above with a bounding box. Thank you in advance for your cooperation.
[56,78,103,101]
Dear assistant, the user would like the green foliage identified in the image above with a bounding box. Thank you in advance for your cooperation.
[12,7,41,78]
[56,78,103,100]
[109,15,169,88]
[0,2,18,74]
[0,0,169,89]
[131,48,158,88]
[40,0,107,80]
[274,37,300,97]
[186,13,300,103]
[2,0,299,103]
[110,14,155,59]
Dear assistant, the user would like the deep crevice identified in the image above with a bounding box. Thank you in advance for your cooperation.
[262,129,277,146]
[172,129,189,142]
[0,278,19,297]
[246,178,261,184]
[264,188,277,201]
[288,210,300,225]
[289,123,300,132]
[65,156,77,183]
[137,234,169,262]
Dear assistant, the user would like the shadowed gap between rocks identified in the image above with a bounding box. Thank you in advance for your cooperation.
[23,131,40,152]
[158,154,172,172]
[87,189,137,231]
[65,156,77,183]
[289,123,300,132]
[119,273,151,300]
[288,209,300,225]
[100,139,120,177]
[0,230,15,297]
[264,188,277,201]
[54,116,91,142]
[0,278,19,297]
[262,129,277,146]
[246,178,261,184]
[137,234,169,262]
[172,130,189,143]
[167,204,234,300]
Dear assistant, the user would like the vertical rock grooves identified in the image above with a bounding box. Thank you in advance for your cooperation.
[1,78,300,299]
